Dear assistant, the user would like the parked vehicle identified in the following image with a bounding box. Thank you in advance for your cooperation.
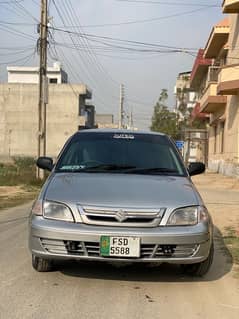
[29,129,213,276]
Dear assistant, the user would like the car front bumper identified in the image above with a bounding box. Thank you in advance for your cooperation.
[29,216,213,264]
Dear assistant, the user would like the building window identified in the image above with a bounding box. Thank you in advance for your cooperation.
[49,78,58,83]
[220,122,225,154]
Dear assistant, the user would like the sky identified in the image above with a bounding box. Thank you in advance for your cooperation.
[0,0,224,129]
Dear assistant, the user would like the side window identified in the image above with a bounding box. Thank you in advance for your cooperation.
[60,142,82,166]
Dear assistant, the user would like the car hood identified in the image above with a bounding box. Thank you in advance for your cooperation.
[43,173,202,209]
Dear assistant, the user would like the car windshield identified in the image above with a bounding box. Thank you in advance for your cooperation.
[55,132,187,176]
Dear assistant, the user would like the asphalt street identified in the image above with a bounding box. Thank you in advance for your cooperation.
[0,174,239,319]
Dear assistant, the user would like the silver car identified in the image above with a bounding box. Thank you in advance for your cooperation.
[29,129,214,276]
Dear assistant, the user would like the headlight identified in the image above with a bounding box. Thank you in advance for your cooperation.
[167,206,209,226]
[43,201,74,222]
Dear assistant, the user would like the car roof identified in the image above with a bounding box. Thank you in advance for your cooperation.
[73,129,167,137]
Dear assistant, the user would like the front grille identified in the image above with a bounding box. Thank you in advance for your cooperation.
[40,238,199,259]
[78,205,165,227]
[140,244,199,258]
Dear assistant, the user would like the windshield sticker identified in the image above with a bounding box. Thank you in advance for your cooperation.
[60,165,85,170]
[113,134,135,140]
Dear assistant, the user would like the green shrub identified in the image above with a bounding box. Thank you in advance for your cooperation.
[0,157,46,187]
[13,156,35,169]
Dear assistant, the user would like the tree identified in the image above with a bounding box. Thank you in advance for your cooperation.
[151,89,178,139]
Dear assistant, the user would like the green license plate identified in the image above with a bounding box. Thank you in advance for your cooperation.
[100,236,140,257]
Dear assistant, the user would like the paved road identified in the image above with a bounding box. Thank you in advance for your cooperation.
[1,176,239,319]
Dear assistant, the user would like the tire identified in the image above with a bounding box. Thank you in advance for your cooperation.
[32,254,53,272]
[182,242,214,277]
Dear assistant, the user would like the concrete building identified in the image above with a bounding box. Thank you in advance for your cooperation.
[95,114,118,129]
[175,71,196,112]
[7,61,68,84]
[190,13,239,177]
[174,71,197,124]
[0,82,91,161]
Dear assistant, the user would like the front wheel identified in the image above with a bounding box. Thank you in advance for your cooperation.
[32,254,53,272]
[181,243,214,277]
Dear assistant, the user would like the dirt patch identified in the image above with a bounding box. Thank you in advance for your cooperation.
[192,172,239,233]
[0,185,39,210]
[192,171,239,190]
[193,172,239,276]
[0,186,24,197]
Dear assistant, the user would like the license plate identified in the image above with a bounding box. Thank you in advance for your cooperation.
[100,236,140,257]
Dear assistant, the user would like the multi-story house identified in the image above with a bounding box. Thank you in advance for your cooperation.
[189,16,239,176]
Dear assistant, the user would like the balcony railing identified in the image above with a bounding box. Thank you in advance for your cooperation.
[200,83,227,113]
[207,66,220,83]
[223,0,239,13]
[196,66,220,100]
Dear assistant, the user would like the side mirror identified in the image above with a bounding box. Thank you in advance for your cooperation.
[188,162,205,176]
[36,157,53,171]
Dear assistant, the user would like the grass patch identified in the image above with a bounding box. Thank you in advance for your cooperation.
[223,227,239,266]
[0,157,45,210]
[0,157,45,187]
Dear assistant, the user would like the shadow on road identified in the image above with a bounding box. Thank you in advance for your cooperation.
[59,226,233,283]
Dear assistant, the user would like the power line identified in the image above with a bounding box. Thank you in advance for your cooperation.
[0,45,35,50]
[51,0,120,107]
[0,3,30,18]
[63,0,120,88]
[0,20,35,26]
[0,50,36,65]
[12,0,39,22]
[50,1,116,113]
[0,0,24,3]
[0,24,36,41]
[115,0,220,7]
[70,7,217,28]
[0,47,36,56]
[49,26,198,52]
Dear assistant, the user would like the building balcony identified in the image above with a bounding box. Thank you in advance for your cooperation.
[190,49,212,90]
[190,102,208,123]
[222,0,239,13]
[204,18,229,59]
[200,83,227,113]
[217,64,239,95]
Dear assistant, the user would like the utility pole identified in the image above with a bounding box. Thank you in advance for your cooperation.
[118,84,124,129]
[129,109,133,129]
[37,0,48,179]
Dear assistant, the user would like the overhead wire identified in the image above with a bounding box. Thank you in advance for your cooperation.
[0,45,35,50]
[114,0,220,7]
[49,14,197,118]
[73,6,218,28]
[0,47,36,56]
[0,0,24,3]
[0,20,35,26]
[60,0,120,98]
[50,1,114,112]
[49,27,198,52]
[0,49,37,65]
[66,0,120,88]
[51,0,118,112]
[0,24,36,41]
[11,0,39,23]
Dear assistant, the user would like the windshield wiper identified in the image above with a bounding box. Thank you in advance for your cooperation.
[124,167,179,175]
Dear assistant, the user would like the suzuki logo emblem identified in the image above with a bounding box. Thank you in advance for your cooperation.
[115,209,127,222]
